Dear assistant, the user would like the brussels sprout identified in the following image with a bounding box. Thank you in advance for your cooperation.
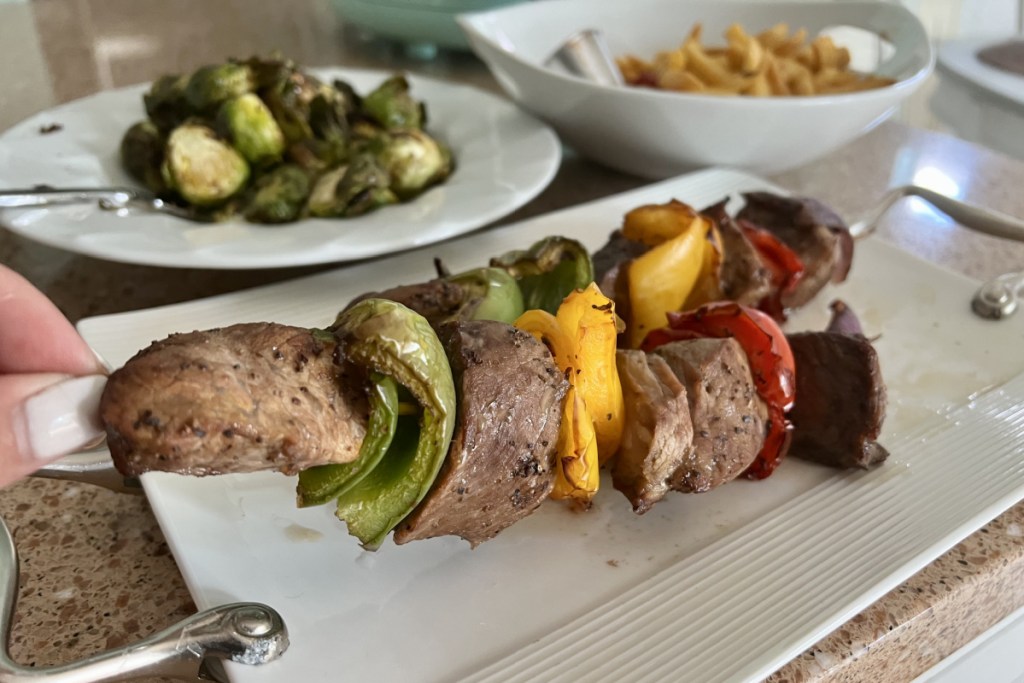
[243,54,297,90]
[217,93,285,166]
[307,155,396,218]
[331,78,362,114]
[361,75,424,130]
[120,121,167,194]
[164,122,250,206]
[286,139,347,174]
[306,165,348,217]
[243,164,310,224]
[143,74,192,132]
[184,63,256,111]
[262,74,314,144]
[338,155,397,217]
[377,129,452,198]
[309,94,350,147]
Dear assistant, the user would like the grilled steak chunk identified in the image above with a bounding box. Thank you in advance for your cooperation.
[592,230,649,297]
[737,192,852,308]
[613,350,696,513]
[101,323,368,477]
[787,332,888,469]
[703,201,773,307]
[394,320,566,547]
[653,338,768,491]
[344,279,466,328]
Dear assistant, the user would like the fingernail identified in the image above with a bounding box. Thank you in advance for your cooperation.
[20,375,106,461]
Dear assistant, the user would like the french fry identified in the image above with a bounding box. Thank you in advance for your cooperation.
[660,69,705,92]
[788,64,816,95]
[744,71,771,97]
[774,28,808,58]
[726,23,765,74]
[616,21,896,97]
[684,39,748,91]
[616,55,649,84]
[764,54,790,95]
[813,36,843,70]
[653,49,688,78]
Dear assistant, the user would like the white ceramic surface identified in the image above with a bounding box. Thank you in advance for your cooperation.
[78,168,1024,683]
[458,0,934,177]
[0,68,560,269]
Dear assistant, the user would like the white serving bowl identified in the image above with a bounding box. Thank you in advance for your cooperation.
[458,0,934,177]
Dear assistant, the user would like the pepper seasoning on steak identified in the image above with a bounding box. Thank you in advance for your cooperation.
[101,323,369,477]
[652,338,769,491]
[393,320,567,547]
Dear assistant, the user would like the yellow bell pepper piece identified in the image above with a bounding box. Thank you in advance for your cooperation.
[555,385,599,503]
[622,199,703,246]
[515,284,625,503]
[626,215,711,348]
[555,284,624,464]
[682,221,724,310]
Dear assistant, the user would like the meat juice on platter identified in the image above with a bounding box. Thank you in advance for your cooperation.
[99,191,887,550]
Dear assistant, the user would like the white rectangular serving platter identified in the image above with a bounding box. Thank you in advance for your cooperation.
[78,168,1024,683]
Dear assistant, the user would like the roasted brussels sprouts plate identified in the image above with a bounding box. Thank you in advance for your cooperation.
[77,168,1024,683]
[0,68,560,269]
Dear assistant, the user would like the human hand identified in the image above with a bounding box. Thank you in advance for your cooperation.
[0,266,107,488]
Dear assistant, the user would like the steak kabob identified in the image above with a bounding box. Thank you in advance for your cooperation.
[100,192,887,549]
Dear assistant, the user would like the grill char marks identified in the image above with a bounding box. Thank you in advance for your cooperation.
[101,323,369,477]
[393,320,567,547]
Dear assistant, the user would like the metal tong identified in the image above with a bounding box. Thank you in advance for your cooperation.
[544,29,624,86]
[0,187,201,221]
[0,515,288,683]
[846,185,1024,320]
[14,446,288,681]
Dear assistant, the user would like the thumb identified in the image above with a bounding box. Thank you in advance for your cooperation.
[0,374,107,488]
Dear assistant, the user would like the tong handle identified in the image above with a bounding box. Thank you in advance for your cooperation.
[911,186,1024,243]
[850,185,1024,243]
[0,188,147,209]
[0,517,288,683]
[30,448,142,496]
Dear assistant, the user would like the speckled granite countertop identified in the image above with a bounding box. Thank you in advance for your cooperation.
[1,2,1024,681]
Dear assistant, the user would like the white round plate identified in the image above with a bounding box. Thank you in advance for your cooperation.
[0,68,561,269]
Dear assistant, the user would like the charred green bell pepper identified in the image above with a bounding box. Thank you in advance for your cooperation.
[295,373,399,507]
[329,299,456,550]
[444,267,525,324]
[490,237,594,315]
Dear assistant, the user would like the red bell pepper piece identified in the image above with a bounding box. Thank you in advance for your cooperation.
[737,218,805,321]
